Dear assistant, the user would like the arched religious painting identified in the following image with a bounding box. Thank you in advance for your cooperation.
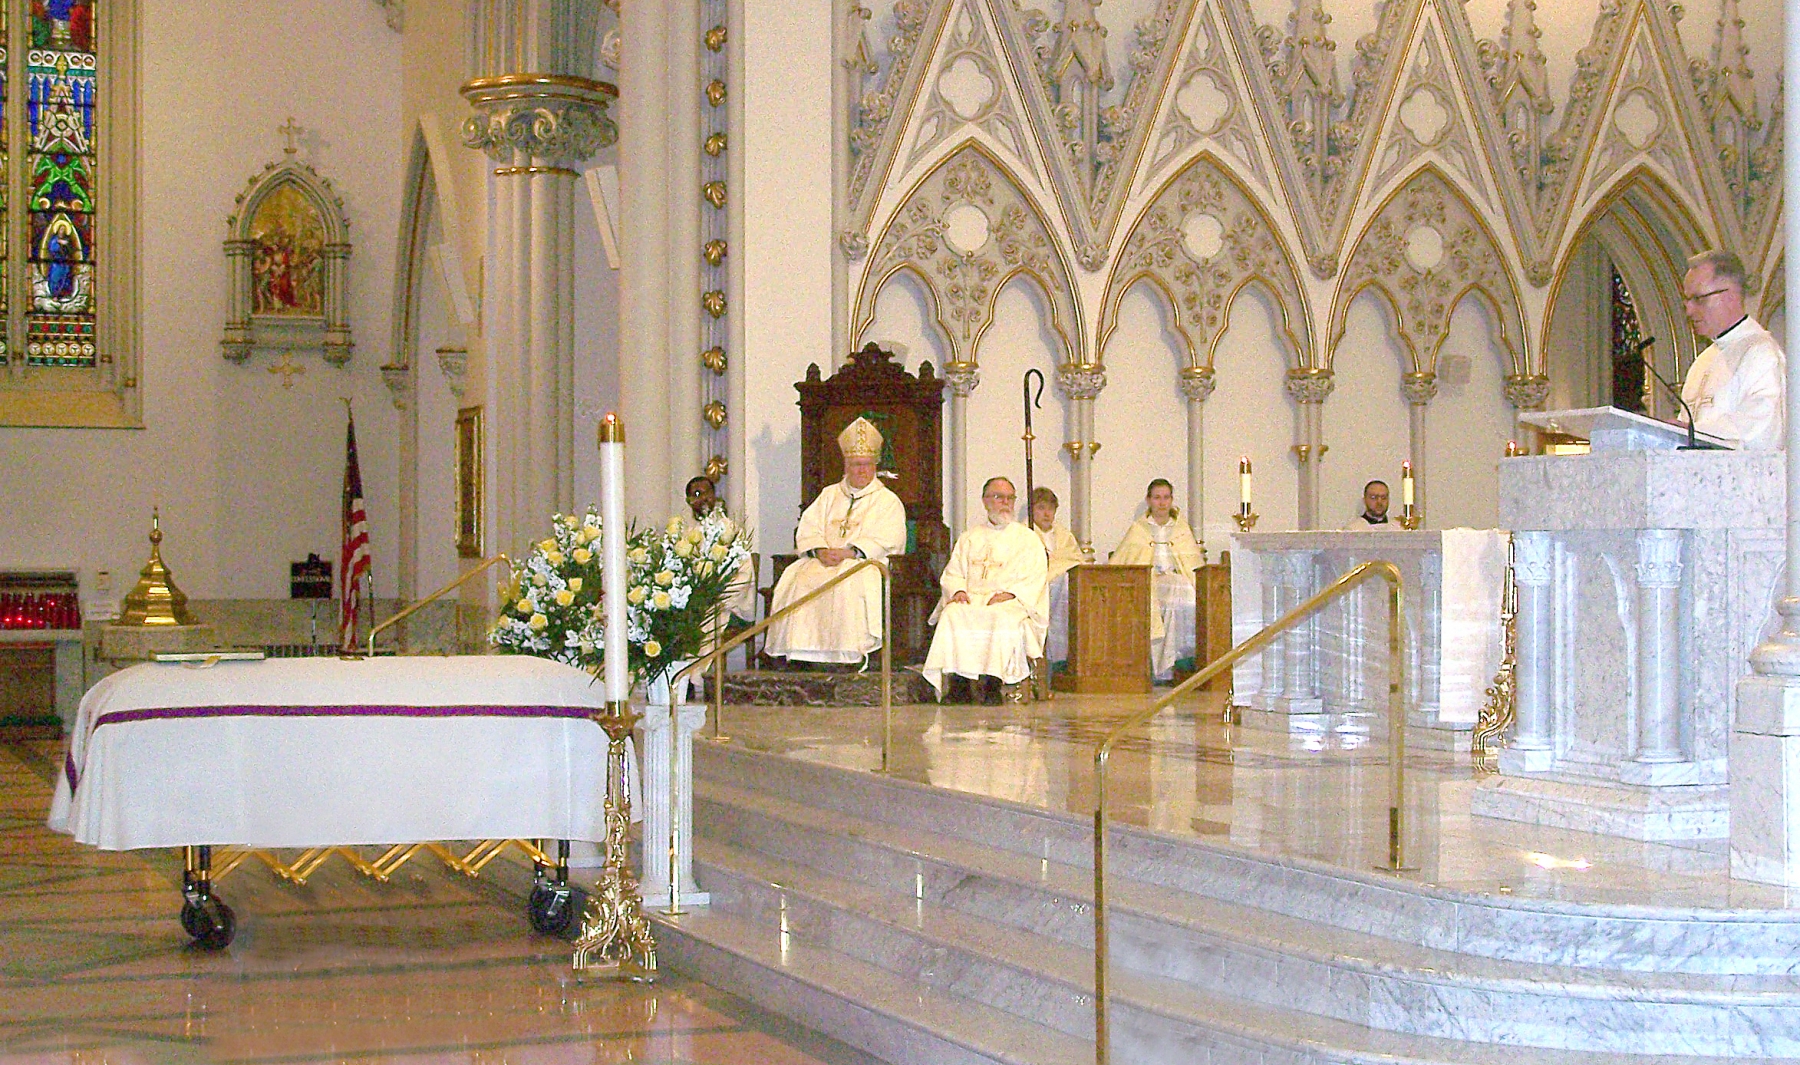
[221,126,353,368]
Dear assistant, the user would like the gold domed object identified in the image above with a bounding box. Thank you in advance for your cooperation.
[117,508,199,627]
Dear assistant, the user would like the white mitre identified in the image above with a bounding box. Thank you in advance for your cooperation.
[838,416,883,459]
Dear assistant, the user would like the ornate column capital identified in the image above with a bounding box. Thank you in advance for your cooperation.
[1056,363,1106,400]
[1285,366,1335,404]
[1512,531,1553,586]
[944,362,981,397]
[1504,373,1551,412]
[1401,371,1438,405]
[380,364,413,411]
[436,347,468,400]
[461,76,619,168]
[1634,528,1684,589]
[1179,366,1217,402]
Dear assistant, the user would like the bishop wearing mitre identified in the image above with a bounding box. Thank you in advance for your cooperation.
[922,477,1049,703]
[764,417,908,668]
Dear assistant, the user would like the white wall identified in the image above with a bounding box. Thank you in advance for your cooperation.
[1322,293,1412,528]
[1094,285,1188,554]
[966,280,1069,522]
[0,0,403,604]
[1204,286,1300,546]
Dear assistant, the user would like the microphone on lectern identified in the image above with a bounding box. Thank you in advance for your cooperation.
[1637,337,1722,450]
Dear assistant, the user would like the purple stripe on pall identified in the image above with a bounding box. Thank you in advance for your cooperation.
[89,703,598,733]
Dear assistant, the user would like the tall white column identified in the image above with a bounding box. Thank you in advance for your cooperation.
[1286,369,1333,529]
[1059,365,1105,557]
[1402,371,1437,524]
[945,363,979,535]
[1499,530,1554,774]
[1180,368,1215,547]
[1729,0,1800,884]
[463,2,616,556]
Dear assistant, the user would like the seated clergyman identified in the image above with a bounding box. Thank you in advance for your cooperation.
[686,473,756,633]
[1029,486,1082,669]
[1109,478,1202,684]
[923,477,1049,704]
[764,417,907,670]
[1345,480,1390,528]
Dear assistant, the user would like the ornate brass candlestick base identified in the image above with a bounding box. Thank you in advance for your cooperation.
[1233,511,1259,532]
[572,700,658,981]
[1398,512,1422,530]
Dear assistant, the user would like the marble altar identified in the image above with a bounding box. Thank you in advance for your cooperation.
[1472,446,1785,840]
[1229,530,1505,745]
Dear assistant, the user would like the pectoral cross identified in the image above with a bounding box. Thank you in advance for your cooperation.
[834,495,858,539]
[970,548,1000,583]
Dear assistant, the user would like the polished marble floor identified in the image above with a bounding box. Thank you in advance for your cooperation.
[0,730,879,1065]
[709,689,1800,911]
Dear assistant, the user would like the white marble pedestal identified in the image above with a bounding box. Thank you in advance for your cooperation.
[636,697,709,906]
[1473,448,1783,841]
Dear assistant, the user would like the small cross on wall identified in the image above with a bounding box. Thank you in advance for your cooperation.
[277,117,303,156]
[268,352,305,389]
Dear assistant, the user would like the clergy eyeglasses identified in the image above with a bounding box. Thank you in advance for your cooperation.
[1682,287,1732,305]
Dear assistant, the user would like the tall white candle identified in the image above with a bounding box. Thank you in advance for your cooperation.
[1239,456,1252,512]
[1401,461,1415,508]
[599,413,628,702]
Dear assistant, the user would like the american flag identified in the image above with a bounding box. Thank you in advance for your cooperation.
[338,411,371,651]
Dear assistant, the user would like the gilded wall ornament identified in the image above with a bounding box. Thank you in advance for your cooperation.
[703,290,727,318]
[461,81,618,168]
[703,400,728,429]
[944,361,981,396]
[703,181,727,209]
[1056,364,1106,399]
[705,80,728,106]
[1503,372,1550,411]
[704,132,728,156]
[701,346,728,374]
[222,124,355,368]
[705,23,727,52]
[703,239,728,266]
[1178,366,1216,402]
[1400,370,1438,405]
[1284,366,1334,403]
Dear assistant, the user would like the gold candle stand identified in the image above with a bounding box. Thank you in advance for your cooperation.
[571,700,658,980]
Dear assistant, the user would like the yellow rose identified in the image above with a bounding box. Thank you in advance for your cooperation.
[528,613,548,630]
[673,540,693,558]
[709,543,728,561]
[568,577,583,592]
[627,586,646,604]
[695,560,714,578]
[563,515,581,530]
[643,639,662,658]
[554,589,575,607]
[533,574,547,587]
[652,590,671,610]
[516,599,536,615]
[539,539,556,554]
[667,517,684,536]
[580,526,599,544]
[687,526,704,544]
[655,570,674,586]
[630,547,650,564]
[545,550,564,566]
[573,548,592,564]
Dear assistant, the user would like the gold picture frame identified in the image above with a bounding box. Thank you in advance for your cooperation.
[455,406,483,558]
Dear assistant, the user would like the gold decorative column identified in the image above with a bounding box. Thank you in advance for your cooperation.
[699,11,731,486]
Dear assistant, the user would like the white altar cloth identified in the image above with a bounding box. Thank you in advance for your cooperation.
[48,655,632,851]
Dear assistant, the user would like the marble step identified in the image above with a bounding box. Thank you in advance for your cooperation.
[714,668,936,706]
[695,742,1800,975]
[671,843,1795,1065]
[693,777,1800,1056]
[649,907,1090,1065]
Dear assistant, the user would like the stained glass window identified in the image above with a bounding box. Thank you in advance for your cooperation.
[25,0,95,368]
[1609,266,1646,414]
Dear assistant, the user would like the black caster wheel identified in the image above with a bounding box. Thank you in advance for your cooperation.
[528,884,585,938]
[181,898,235,949]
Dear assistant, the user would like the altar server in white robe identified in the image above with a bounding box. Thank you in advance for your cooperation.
[1110,478,1203,683]
[923,477,1049,701]
[765,417,908,667]
[1679,249,1785,451]
[1029,486,1083,665]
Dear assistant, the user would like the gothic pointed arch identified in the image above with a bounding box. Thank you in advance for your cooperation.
[1327,166,1527,375]
[851,140,1080,369]
[1542,166,1711,411]
[1099,151,1311,371]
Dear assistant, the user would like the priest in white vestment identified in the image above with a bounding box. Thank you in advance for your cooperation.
[922,477,1049,702]
[1679,249,1785,451]
[1110,478,1203,683]
[1029,486,1083,666]
[765,417,908,667]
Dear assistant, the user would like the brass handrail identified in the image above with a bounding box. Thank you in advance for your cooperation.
[1090,560,1406,1065]
[673,556,892,770]
[365,554,512,658]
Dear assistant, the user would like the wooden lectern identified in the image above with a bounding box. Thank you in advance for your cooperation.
[1053,565,1151,694]
[1194,554,1232,691]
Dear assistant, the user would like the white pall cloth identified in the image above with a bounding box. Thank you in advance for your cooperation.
[765,478,907,663]
[922,519,1049,692]
[48,655,634,851]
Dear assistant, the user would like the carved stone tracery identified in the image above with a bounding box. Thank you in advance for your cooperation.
[1330,169,1526,374]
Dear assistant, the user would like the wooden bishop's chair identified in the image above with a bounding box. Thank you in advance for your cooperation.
[762,343,949,665]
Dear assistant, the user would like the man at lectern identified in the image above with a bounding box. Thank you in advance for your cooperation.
[1679,249,1785,450]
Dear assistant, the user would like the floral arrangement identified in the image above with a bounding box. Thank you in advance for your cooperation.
[623,511,752,687]
[491,508,752,690]
[490,510,606,667]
